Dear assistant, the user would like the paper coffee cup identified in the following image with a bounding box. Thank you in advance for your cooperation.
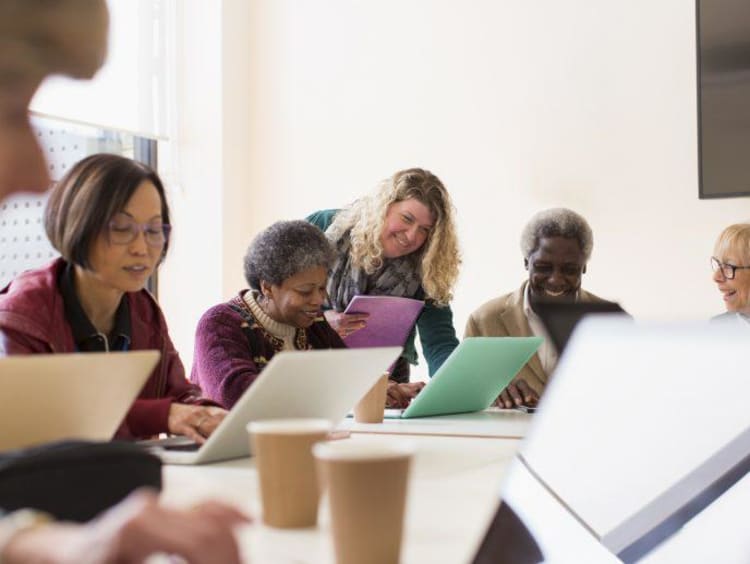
[314,440,414,564]
[353,373,388,423]
[248,418,331,528]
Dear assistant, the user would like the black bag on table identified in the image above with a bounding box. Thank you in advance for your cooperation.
[0,440,162,522]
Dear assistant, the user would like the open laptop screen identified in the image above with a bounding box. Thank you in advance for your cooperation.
[532,300,626,353]
[516,318,750,562]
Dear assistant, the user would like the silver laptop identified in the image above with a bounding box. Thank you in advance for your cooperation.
[0,350,159,451]
[502,317,750,563]
[148,347,402,465]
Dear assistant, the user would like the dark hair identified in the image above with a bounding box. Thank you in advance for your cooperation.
[244,220,336,290]
[45,153,171,268]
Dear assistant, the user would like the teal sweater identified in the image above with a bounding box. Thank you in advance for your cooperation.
[306,209,458,376]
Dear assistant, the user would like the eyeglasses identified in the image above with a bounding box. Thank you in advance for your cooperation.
[107,219,171,247]
[710,256,750,280]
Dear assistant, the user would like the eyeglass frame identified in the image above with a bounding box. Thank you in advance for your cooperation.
[106,218,172,248]
[710,256,750,280]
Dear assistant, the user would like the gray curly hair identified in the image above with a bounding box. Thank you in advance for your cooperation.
[520,208,593,261]
[244,220,336,290]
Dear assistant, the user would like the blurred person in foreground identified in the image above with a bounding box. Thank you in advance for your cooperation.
[0,1,248,562]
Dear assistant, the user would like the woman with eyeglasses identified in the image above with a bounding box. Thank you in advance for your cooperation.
[711,224,750,319]
[0,153,225,442]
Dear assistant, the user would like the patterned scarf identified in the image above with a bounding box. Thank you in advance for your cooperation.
[326,228,423,311]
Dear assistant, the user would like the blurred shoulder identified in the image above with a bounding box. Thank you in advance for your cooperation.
[305,209,340,231]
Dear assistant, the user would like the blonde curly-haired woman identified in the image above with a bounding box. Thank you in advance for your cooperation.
[307,168,461,403]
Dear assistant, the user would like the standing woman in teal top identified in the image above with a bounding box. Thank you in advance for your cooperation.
[307,168,461,392]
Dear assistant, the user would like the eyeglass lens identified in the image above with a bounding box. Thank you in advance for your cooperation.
[712,257,735,279]
[109,220,169,247]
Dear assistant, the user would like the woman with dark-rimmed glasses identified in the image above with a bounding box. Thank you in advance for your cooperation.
[711,224,750,319]
[0,153,225,442]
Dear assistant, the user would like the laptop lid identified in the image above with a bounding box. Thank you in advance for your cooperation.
[514,317,750,563]
[0,351,159,451]
[156,346,401,465]
[472,501,543,564]
[532,300,626,353]
[398,337,542,419]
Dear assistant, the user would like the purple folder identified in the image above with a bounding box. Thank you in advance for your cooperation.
[342,295,425,348]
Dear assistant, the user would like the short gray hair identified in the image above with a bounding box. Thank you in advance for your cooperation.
[244,220,336,290]
[520,208,593,261]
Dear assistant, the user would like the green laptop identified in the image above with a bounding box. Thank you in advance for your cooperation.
[389,336,542,419]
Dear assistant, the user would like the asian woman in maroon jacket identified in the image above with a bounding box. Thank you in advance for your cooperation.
[0,153,225,443]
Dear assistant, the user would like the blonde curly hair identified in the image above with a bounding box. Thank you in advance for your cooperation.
[328,168,461,305]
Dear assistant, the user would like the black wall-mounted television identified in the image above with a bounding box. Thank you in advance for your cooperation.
[697,0,750,198]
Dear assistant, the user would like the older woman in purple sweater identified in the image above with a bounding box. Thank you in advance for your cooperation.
[191,221,345,408]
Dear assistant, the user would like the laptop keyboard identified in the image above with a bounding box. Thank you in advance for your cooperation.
[138,436,200,451]
[162,442,201,452]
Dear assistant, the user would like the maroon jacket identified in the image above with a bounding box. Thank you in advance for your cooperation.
[192,293,346,408]
[0,258,209,439]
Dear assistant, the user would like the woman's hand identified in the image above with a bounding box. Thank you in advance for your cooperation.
[494,379,539,409]
[167,404,227,443]
[3,489,250,564]
[386,381,426,409]
[323,310,369,338]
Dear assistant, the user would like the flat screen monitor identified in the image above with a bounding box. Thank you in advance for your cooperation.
[697,0,750,198]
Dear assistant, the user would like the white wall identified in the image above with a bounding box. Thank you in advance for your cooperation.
[162,0,750,374]
[159,0,257,371]
[158,1,224,371]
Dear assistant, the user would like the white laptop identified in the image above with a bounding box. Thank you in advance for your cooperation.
[0,350,159,451]
[147,347,402,465]
[500,317,750,563]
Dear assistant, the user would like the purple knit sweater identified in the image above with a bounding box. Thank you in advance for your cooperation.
[190,292,346,408]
